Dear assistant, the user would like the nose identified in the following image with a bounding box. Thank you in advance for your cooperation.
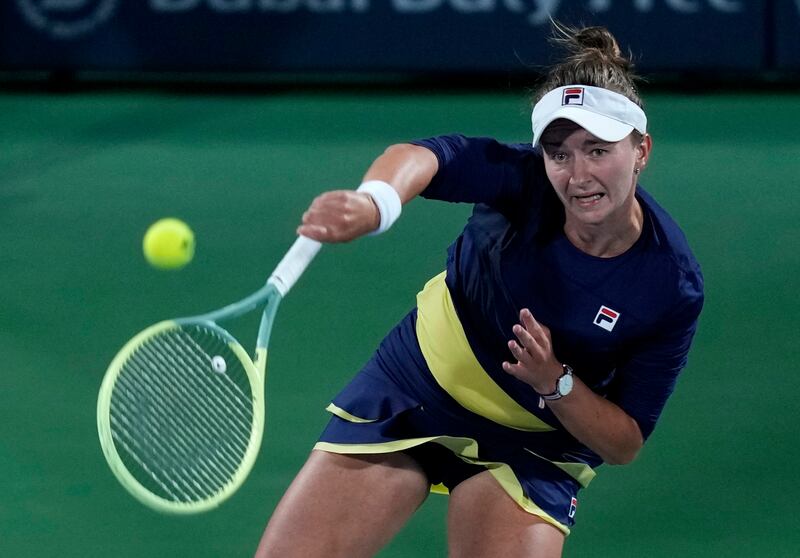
[568,154,591,186]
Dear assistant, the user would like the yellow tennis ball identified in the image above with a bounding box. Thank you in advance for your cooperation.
[142,218,195,270]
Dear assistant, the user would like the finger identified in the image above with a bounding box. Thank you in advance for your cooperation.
[520,308,538,329]
[302,205,330,226]
[316,190,359,214]
[306,192,346,218]
[519,309,551,346]
[510,339,543,370]
[507,339,528,362]
[514,328,552,367]
[297,224,330,241]
[303,201,349,232]
[305,204,342,224]
[512,324,539,354]
[502,360,527,382]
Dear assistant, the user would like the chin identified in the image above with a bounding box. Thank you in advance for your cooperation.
[570,207,609,226]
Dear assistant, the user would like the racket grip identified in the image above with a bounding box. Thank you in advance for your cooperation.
[268,236,322,296]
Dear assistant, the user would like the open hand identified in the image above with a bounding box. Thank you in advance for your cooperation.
[502,308,563,395]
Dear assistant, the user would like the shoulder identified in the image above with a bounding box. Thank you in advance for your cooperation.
[637,187,701,274]
[637,187,704,322]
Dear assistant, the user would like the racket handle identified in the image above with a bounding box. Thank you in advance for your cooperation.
[268,236,322,296]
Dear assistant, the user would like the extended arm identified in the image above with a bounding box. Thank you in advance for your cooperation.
[297,144,438,243]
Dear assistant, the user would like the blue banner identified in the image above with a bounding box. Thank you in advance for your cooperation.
[0,1,768,74]
[775,0,800,69]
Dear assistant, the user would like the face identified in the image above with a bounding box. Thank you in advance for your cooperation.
[540,119,650,229]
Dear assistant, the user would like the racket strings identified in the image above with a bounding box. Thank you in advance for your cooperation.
[112,329,251,500]
[109,325,255,504]
[112,369,242,499]
[111,364,245,502]
[167,331,254,426]
[110,403,202,502]
[132,340,252,485]
[139,336,253,444]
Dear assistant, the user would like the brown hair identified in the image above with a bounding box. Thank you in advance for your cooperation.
[535,23,643,109]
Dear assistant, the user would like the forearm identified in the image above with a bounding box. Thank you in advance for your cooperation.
[362,143,439,205]
[546,377,643,465]
[503,309,643,465]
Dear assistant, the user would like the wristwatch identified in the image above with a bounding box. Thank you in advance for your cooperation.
[538,364,574,401]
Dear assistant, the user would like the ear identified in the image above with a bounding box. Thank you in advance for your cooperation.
[636,134,652,172]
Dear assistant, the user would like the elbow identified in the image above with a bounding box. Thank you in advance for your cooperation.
[382,143,439,173]
[602,424,644,466]
[383,143,413,155]
[382,143,426,160]
[604,446,641,466]
[374,143,439,197]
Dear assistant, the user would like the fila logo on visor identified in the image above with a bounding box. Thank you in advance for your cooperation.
[593,306,620,332]
[562,87,584,106]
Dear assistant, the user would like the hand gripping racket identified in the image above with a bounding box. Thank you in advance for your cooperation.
[97,236,321,514]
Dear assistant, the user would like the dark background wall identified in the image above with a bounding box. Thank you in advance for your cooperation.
[1,1,796,77]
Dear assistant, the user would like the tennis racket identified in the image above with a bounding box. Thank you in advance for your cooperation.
[97,235,321,514]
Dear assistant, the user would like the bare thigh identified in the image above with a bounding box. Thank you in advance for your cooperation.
[447,470,565,558]
[254,450,430,558]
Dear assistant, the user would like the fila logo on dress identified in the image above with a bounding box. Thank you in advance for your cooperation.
[593,306,620,332]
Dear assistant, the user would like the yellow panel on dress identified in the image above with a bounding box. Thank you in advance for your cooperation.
[415,271,555,433]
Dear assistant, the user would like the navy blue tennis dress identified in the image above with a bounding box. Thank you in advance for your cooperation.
[316,135,704,534]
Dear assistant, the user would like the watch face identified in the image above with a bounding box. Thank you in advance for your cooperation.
[558,373,574,396]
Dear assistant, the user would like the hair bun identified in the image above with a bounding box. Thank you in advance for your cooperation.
[574,26,622,58]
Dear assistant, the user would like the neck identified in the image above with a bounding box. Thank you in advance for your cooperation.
[564,198,644,258]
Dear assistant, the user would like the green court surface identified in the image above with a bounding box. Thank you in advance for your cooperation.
[1,87,798,557]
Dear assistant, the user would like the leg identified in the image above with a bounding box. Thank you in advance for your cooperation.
[255,449,430,558]
[447,471,565,558]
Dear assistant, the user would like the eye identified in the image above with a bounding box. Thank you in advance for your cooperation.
[549,151,568,163]
[590,148,607,157]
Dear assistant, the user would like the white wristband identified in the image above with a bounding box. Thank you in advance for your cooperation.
[357,180,402,235]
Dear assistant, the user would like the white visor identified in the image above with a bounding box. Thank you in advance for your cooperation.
[531,85,647,147]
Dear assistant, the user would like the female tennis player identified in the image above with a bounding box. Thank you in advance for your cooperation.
[255,24,703,558]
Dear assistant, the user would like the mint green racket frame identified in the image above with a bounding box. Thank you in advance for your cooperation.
[97,236,321,514]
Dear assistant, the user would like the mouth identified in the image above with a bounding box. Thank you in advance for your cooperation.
[573,192,605,206]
